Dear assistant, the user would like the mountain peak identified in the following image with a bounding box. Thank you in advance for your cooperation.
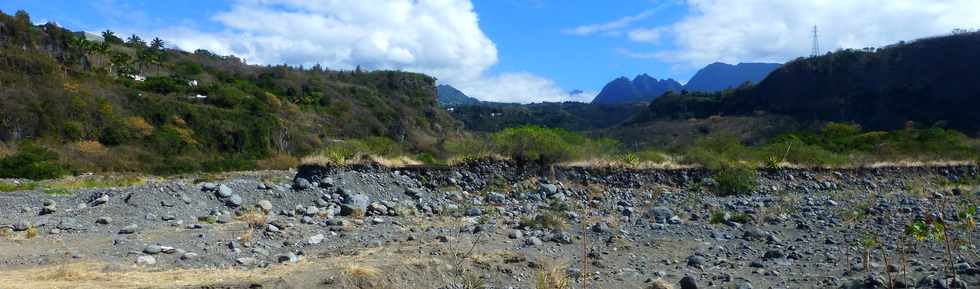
[684,62,780,92]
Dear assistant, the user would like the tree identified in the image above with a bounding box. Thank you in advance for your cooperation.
[101,29,122,44]
[126,34,145,47]
[149,37,165,50]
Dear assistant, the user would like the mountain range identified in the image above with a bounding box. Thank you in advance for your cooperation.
[590,62,781,104]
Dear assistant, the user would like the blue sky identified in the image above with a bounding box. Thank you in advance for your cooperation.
[3,1,979,103]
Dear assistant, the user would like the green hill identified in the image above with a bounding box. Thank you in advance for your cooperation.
[0,10,457,175]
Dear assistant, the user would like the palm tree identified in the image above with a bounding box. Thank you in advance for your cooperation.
[101,29,121,44]
[126,34,146,48]
[150,37,165,50]
[68,37,92,67]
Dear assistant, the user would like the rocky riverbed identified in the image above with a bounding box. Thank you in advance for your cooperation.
[0,162,978,289]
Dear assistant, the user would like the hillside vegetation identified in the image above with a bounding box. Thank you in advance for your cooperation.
[645,31,980,135]
[0,10,457,177]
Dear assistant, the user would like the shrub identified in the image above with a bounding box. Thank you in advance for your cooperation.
[0,143,71,180]
[712,162,757,196]
[491,125,589,165]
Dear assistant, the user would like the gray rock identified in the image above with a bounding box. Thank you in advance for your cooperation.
[735,282,753,289]
[136,255,156,265]
[180,252,198,260]
[257,200,273,212]
[508,230,523,239]
[526,237,543,246]
[464,207,483,217]
[91,194,109,206]
[119,224,139,234]
[201,183,218,191]
[277,252,299,263]
[679,276,698,289]
[341,194,370,216]
[308,233,325,245]
[216,185,233,198]
[650,207,673,223]
[12,221,30,231]
[539,183,558,195]
[687,255,705,268]
[143,245,162,255]
[95,217,112,225]
[226,194,243,207]
[486,192,508,204]
[236,257,257,266]
[293,178,312,190]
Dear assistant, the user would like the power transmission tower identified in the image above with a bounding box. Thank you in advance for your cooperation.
[811,25,820,57]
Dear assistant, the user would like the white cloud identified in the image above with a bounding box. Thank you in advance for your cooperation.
[562,9,656,36]
[159,0,577,103]
[455,72,596,103]
[627,27,664,43]
[651,0,980,67]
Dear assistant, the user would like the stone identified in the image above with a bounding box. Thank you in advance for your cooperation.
[143,245,162,255]
[464,207,483,217]
[236,257,257,266]
[340,194,370,216]
[735,282,753,289]
[225,194,243,207]
[508,230,523,239]
[91,194,109,206]
[136,255,156,265]
[308,233,325,245]
[293,177,312,190]
[650,207,673,223]
[12,221,30,231]
[539,183,558,195]
[216,185,233,198]
[119,224,139,234]
[526,237,544,246]
[486,192,508,204]
[181,252,198,260]
[687,255,705,268]
[277,252,300,263]
[679,276,698,289]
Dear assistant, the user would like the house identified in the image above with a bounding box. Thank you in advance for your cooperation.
[126,74,146,81]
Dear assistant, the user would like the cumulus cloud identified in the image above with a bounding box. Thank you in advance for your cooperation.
[651,0,980,67]
[456,72,596,103]
[160,0,578,103]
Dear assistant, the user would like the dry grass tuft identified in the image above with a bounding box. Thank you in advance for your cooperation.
[0,227,11,238]
[25,227,39,239]
[341,264,389,289]
[533,262,570,289]
[237,208,268,229]
[256,154,299,170]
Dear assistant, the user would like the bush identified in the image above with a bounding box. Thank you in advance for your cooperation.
[0,143,71,180]
[713,162,757,196]
[491,125,589,165]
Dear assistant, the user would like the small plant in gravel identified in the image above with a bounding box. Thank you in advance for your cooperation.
[533,262,570,289]
[25,226,38,239]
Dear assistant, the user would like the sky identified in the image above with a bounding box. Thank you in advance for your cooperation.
[3,0,980,103]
